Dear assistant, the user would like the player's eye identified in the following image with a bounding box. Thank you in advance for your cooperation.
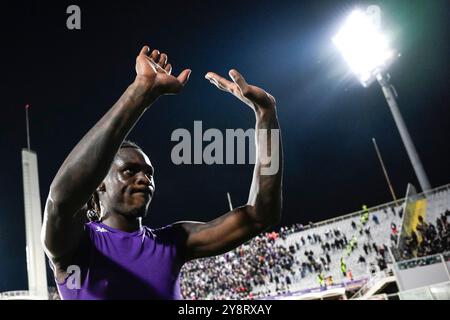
[124,169,136,176]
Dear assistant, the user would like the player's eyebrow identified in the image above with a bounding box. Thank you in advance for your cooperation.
[119,162,154,175]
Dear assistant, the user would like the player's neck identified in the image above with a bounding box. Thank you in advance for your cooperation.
[101,214,142,233]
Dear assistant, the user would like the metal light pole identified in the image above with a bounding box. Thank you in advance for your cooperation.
[376,73,431,192]
[333,7,432,192]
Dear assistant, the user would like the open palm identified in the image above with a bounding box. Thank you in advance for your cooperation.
[205,69,276,114]
[135,45,191,96]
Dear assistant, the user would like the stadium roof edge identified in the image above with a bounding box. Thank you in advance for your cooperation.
[304,183,450,230]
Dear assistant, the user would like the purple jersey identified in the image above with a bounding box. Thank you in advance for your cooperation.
[54,221,185,300]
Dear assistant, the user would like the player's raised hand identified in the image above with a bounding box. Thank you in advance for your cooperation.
[205,69,276,115]
[135,45,191,96]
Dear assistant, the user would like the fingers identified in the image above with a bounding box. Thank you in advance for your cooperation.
[139,45,150,56]
[157,53,168,68]
[177,69,192,86]
[148,49,168,72]
[150,49,160,62]
[139,45,172,72]
[138,45,188,86]
[229,69,250,97]
[164,63,172,75]
[205,72,234,92]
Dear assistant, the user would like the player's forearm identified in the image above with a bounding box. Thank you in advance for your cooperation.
[247,109,283,226]
[49,77,156,209]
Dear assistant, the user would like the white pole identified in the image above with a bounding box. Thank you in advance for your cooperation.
[25,104,31,150]
[22,149,48,299]
[226,192,234,211]
[372,138,397,201]
[376,73,431,192]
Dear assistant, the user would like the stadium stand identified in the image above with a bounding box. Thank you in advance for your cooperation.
[180,184,450,300]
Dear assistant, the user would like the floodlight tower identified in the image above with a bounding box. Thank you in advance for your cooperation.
[22,104,49,299]
[332,7,431,192]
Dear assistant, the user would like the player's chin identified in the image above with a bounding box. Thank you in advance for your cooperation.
[127,205,148,218]
[131,200,151,217]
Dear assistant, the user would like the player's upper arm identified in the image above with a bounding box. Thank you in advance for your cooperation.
[41,196,87,266]
[175,205,277,261]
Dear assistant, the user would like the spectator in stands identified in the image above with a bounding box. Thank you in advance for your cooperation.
[365,227,372,239]
[391,222,398,235]
[372,214,379,225]
[372,242,379,255]
[351,236,358,249]
[351,221,357,230]
[391,206,396,216]
[347,269,353,281]
[378,245,385,258]
[317,273,325,289]
[391,233,398,244]
[343,235,348,245]
[334,238,341,250]
[286,275,291,286]
[363,243,369,255]
[320,257,328,270]
[340,258,347,277]
[377,257,387,271]
[361,205,370,225]
[410,231,418,248]
[416,216,428,236]
[358,255,366,264]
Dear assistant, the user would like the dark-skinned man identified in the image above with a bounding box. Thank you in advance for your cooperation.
[41,45,283,300]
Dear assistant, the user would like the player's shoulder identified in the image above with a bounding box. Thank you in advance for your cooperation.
[150,223,189,244]
[150,223,183,236]
[85,220,107,233]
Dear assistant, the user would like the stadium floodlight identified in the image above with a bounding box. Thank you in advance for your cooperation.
[333,7,431,192]
[332,9,395,87]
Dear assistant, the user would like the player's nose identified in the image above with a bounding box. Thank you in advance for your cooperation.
[136,171,152,186]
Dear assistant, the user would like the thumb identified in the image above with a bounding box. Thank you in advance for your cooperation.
[177,69,192,86]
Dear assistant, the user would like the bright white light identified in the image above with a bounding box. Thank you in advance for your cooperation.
[333,9,394,87]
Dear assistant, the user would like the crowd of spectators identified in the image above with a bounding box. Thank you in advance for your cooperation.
[401,211,450,260]
[180,232,296,299]
[180,213,381,299]
[180,206,450,300]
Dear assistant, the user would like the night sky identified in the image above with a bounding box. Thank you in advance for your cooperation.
[1,0,449,291]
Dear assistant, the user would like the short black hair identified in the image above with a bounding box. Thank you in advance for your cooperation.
[120,140,142,150]
[86,140,143,221]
